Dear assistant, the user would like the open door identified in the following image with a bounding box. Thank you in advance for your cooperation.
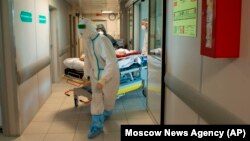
[147,0,165,124]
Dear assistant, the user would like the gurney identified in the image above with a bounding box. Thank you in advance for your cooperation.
[62,73,144,107]
[62,54,147,107]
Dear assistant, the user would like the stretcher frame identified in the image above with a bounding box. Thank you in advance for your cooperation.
[62,68,144,107]
[62,54,147,107]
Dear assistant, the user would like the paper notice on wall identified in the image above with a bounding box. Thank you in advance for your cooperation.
[173,0,198,37]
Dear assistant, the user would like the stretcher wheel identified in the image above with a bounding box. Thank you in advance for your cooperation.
[74,98,78,107]
[142,88,147,97]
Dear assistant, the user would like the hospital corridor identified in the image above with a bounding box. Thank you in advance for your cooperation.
[1,0,250,141]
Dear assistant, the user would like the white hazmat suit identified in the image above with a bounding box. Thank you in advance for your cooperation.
[142,29,148,55]
[78,18,120,138]
[141,19,148,55]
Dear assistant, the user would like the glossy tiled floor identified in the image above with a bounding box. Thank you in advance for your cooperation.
[0,80,155,141]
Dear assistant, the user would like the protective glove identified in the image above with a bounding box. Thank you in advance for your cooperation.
[96,79,106,90]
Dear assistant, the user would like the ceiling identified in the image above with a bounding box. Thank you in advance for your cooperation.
[66,0,121,14]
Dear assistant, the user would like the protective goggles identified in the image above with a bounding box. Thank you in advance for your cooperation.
[78,23,86,29]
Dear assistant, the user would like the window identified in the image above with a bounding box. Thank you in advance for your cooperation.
[149,0,163,59]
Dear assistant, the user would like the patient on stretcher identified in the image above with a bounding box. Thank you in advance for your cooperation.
[63,54,85,71]
[115,48,141,58]
[63,49,146,80]
[62,49,147,104]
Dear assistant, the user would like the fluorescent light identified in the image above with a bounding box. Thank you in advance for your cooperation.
[101,10,114,14]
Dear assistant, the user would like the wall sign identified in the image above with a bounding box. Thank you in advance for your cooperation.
[173,0,198,37]
[20,11,32,22]
[39,15,47,24]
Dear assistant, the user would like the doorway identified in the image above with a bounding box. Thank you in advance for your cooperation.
[49,7,59,82]
[70,15,77,57]
[69,14,81,58]
[147,0,165,124]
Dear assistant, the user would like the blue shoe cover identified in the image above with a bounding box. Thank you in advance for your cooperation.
[88,115,104,139]
[104,110,112,121]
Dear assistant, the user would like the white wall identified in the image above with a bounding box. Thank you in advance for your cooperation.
[36,0,51,108]
[200,0,250,123]
[9,0,72,133]
[165,0,201,124]
[165,0,250,124]
[14,0,37,72]
[14,0,39,132]
[13,0,51,132]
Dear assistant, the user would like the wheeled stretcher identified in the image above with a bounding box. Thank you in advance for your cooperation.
[63,54,147,107]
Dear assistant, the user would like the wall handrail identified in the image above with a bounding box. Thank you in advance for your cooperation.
[164,73,246,124]
[17,57,50,85]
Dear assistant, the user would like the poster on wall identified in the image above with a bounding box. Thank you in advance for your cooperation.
[173,0,198,37]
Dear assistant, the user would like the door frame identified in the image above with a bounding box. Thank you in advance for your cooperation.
[0,0,20,136]
[69,14,73,57]
[70,15,77,57]
[73,16,76,57]
[161,0,166,125]
[49,6,59,82]
[133,1,140,51]
[0,0,4,130]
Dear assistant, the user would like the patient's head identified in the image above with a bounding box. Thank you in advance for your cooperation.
[115,48,130,55]
[79,54,85,61]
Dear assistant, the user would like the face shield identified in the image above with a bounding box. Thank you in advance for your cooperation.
[78,18,98,39]
[78,19,86,38]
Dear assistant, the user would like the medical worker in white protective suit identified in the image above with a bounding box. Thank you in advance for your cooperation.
[78,18,120,139]
[141,18,148,55]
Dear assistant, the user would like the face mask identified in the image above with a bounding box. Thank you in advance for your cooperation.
[141,25,147,30]
[98,31,104,35]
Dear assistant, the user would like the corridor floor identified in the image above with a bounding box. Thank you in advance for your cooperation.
[0,80,154,141]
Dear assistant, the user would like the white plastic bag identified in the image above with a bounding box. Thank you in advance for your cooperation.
[63,58,85,71]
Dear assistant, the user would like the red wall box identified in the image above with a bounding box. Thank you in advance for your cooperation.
[201,0,242,58]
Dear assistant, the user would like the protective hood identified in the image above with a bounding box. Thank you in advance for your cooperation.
[78,18,98,39]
